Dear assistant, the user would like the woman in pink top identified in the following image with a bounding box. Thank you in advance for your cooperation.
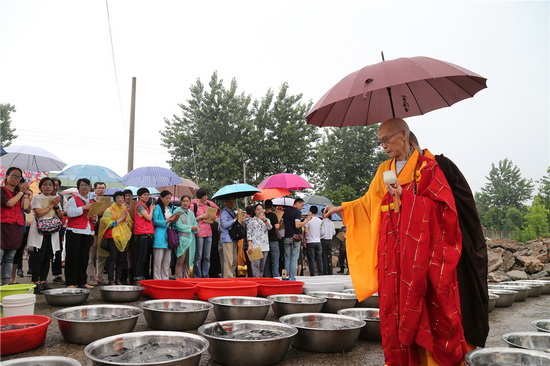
[193,188,213,278]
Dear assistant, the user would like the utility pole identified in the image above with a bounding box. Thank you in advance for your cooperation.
[128,77,136,172]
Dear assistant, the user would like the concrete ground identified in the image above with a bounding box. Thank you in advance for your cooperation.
[2,272,550,365]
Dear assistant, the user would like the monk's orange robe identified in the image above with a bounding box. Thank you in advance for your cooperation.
[343,150,468,366]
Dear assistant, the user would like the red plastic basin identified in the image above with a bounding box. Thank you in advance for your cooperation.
[233,277,282,284]
[196,280,259,301]
[257,281,305,297]
[0,314,51,356]
[139,280,196,300]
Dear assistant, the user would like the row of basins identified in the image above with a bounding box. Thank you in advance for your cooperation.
[1,277,550,365]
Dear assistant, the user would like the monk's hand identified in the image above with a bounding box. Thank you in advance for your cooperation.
[323,205,343,218]
[386,183,402,198]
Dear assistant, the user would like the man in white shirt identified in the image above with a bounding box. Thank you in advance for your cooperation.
[303,205,323,276]
[320,214,336,275]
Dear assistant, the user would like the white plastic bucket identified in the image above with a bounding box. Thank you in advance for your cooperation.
[1,294,36,317]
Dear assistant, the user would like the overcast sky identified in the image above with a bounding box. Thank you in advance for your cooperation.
[1,0,548,195]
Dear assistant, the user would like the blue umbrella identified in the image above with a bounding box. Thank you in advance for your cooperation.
[211,183,260,200]
[121,166,181,188]
[0,147,7,156]
[57,164,122,183]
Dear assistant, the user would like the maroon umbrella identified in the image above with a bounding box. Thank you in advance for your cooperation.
[306,56,487,127]
[158,177,199,198]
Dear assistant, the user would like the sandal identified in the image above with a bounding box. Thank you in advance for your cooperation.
[82,284,94,289]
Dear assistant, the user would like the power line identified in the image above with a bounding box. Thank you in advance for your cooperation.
[105,0,127,130]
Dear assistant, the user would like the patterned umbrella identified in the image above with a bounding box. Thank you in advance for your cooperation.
[121,166,181,188]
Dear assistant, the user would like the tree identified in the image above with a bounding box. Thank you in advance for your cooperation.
[161,73,319,193]
[247,83,320,185]
[313,125,386,201]
[535,167,550,223]
[0,103,18,146]
[516,197,550,241]
[476,158,534,229]
[161,71,253,192]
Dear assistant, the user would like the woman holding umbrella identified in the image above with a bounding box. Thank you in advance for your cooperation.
[0,167,32,285]
[152,190,178,279]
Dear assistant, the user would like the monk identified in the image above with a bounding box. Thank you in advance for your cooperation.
[325,118,468,365]
[409,131,489,349]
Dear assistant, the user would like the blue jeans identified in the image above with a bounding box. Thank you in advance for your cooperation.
[263,241,280,277]
[0,248,16,284]
[306,242,323,276]
[194,236,212,278]
[284,238,300,278]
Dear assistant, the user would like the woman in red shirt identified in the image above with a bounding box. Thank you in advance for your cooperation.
[0,167,32,285]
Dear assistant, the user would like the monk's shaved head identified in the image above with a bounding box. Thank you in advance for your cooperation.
[377,118,411,161]
[379,118,410,136]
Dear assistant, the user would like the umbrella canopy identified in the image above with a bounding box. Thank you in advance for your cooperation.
[57,164,122,183]
[252,188,291,201]
[211,183,261,200]
[306,56,487,127]
[123,186,160,196]
[157,177,199,198]
[0,147,6,156]
[121,166,181,188]
[271,197,295,207]
[0,167,48,184]
[302,203,342,221]
[303,194,333,206]
[257,173,313,191]
[0,145,67,172]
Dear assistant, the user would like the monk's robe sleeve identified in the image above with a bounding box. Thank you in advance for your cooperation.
[342,162,389,301]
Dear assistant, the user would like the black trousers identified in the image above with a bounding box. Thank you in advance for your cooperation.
[133,234,152,281]
[32,234,54,282]
[65,231,92,286]
[321,239,333,275]
[107,238,126,281]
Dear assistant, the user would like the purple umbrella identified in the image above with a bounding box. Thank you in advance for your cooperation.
[121,166,181,188]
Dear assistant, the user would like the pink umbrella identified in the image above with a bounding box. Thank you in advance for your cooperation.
[306,56,487,127]
[158,177,199,198]
[257,173,312,191]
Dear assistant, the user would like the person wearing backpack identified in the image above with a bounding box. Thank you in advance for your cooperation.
[219,198,240,278]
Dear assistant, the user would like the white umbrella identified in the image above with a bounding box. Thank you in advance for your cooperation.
[0,145,66,172]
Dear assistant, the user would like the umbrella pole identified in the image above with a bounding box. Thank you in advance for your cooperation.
[381,51,396,118]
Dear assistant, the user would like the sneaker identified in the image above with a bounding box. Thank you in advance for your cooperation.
[16,269,23,277]
[87,276,99,286]
[53,276,65,285]
[108,281,115,285]
[26,269,32,277]
[115,280,122,285]
[34,283,44,295]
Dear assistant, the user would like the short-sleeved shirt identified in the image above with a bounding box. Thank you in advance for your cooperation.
[266,211,279,242]
[305,216,322,243]
[194,202,213,237]
[283,207,302,238]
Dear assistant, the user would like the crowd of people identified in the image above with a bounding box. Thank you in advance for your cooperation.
[0,173,347,293]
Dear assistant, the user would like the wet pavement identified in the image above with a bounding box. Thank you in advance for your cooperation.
[2,274,550,365]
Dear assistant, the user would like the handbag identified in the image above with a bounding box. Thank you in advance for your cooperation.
[36,216,62,235]
[167,227,180,249]
[100,239,110,251]
[229,220,245,241]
